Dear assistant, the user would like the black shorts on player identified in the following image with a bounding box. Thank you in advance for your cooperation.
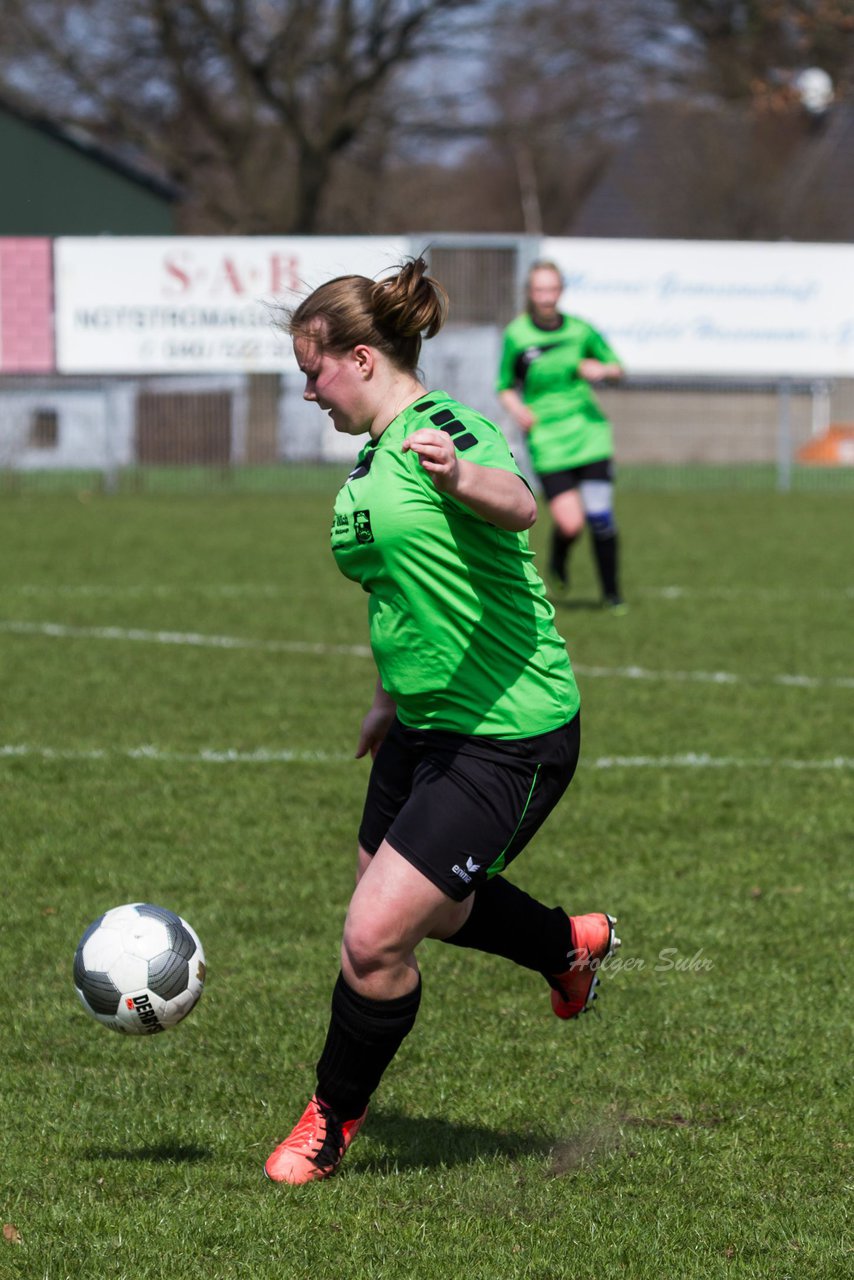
[359,714,581,902]
[538,456,614,500]
[539,457,623,608]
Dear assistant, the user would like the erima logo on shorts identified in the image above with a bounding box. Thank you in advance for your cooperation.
[452,857,481,885]
[353,510,374,544]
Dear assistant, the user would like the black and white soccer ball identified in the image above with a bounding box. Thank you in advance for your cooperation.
[73,903,206,1035]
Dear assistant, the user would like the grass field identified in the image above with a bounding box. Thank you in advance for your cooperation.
[1,485,851,1280]
[3,460,854,496]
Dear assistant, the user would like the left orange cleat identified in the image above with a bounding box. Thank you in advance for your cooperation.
[264,1094,367,1185]
[550,912,620,1020]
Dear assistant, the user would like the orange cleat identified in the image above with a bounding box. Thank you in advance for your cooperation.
[550,913,620,1020]
[264,1094,367,1185]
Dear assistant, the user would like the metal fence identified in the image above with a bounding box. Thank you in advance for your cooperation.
[2,357,853,495]
[3,233,854,493]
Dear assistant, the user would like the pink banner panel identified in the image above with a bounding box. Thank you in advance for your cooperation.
[0,238,55,372]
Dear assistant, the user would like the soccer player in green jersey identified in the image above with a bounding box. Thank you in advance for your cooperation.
[264,258,619,1186]
[497,260,626,610]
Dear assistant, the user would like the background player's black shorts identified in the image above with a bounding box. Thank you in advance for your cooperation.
[539,457,614,501]
[358,713,580,901]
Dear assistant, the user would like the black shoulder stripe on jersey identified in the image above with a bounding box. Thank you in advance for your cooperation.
[439,419,480,448]
[414,400,436,413]
[430,408,456,426]
[425,407,480,448]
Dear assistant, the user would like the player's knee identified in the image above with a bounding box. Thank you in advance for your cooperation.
[557,515,585,538]
[342,917,399,981]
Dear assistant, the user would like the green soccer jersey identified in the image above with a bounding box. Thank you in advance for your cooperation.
[496,312,621,474]
[331,391,579,738]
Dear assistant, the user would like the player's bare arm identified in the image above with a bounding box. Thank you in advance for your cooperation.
[401,428,537,532]
[577,358,623,383]
[355,676,397,760]
[498,387,536,432]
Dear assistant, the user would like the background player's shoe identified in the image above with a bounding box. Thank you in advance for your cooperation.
[604,594,628,615]
[550,913,620,1019]
[264,1094,367,1184]
[546,562,568,595]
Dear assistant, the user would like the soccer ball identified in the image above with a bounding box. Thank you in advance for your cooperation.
[73,902,206,1035]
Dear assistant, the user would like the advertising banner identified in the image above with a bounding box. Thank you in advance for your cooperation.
[543,237,854,377]
[53,234,854,377]
[55,236,409,373]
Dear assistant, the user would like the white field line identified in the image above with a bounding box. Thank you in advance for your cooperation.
[5,583,282,599]
[0,744,351,764]
[0,619,370,659]
[590,753,854,771]
[2,618,852,691]
[5,582,853,601]
[2,743,853,770]
[571,662,854,690]
[637,585,854,601]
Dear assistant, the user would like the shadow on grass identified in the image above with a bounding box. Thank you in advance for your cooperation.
[81,1143,213,1164]
[354,1109,552,1172]
[550,597,607,613]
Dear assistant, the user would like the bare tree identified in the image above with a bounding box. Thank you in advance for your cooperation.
[3,0,850,237]
[674,1,854,102]
[0,0,493,233]
[664,2,854,239]
[473,0,693,233]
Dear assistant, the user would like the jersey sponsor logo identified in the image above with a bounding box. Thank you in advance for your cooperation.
[331,511,349,547]
[353,509,374,544]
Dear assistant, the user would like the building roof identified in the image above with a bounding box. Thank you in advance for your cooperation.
[0,93,180,204]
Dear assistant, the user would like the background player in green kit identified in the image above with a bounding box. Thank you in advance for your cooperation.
[264,258,619,1187]
[497,260,626,611]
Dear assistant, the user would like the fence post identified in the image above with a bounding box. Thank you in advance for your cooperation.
[102,380,120,494]
[777,379,793,492]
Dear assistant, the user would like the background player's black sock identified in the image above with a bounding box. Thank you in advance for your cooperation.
[549,527,577,584]
[315,972,422,1121]
[444,875,572,976]
[591,529,620,600]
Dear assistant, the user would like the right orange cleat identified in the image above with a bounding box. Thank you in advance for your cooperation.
[550,913,620,1020]
[264,1094,367,1185]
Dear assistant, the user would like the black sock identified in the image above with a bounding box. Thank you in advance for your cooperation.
[549,527,577,584]
[315,972,422,1121]
[591,529,620,599]
[444,875,572,978]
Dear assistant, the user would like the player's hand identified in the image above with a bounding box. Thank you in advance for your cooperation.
[578,359,620,383]
[515,406,536,432]
[401,427,459,492]
[355,705,395,760]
